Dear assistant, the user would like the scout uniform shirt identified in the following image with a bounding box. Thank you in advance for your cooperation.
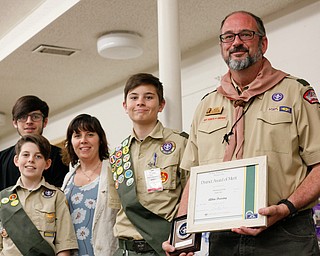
[108,121,188,240]
[181,75,320,207]
[0,177,78,255]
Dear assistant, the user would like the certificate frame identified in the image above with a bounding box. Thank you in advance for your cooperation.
[187,156,267,233]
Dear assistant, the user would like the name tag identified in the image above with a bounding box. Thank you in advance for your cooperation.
[144,168,163,193]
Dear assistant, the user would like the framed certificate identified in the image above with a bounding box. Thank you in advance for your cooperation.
[187,156,267,233]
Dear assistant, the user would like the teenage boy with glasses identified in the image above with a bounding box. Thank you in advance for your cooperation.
[0,95,68,190]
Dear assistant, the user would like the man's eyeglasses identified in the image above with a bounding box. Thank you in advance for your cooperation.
[17,113,44,122]
[219,30,263,43]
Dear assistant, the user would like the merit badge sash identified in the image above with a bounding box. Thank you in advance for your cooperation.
[110,136,171,256]
[0,188,55,256]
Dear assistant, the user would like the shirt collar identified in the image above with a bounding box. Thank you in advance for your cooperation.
[129,121,164,146]
[231,77,249,95]
[10,177,55,192]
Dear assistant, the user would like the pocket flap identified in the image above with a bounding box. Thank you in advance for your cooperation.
[257,111,292,125]
[198,119,228,134]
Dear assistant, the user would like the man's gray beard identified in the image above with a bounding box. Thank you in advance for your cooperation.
[227,46,263,71]
[227,53,261,71]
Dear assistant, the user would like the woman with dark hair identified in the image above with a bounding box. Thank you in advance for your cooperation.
[61,114,117,256]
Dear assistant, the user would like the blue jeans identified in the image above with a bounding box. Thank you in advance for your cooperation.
[209,209,320,256]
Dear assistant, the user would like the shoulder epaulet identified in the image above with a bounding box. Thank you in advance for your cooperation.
[296,78,310,86]
[201,89,217,101]
[179,131,189,139]
[172,130,189,139]
[286,75,310,86]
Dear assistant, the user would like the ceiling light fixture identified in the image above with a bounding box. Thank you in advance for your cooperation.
[97,31,143,60]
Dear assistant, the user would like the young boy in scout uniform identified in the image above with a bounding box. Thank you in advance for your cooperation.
[0,134,78,256]
[108,73,188,256]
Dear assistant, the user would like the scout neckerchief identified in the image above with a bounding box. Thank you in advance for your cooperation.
[217,57,287,161]
[110,136,171,256]
[0,187,55,256]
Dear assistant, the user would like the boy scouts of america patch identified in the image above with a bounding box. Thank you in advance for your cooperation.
[160,141,176,154]
[42,189,55,198]
[303,89,319,104]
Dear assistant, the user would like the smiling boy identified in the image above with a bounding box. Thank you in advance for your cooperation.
[108,73,188,256]
[0,134,77,256]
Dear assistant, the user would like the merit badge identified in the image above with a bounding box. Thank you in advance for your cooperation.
[160,141,176,155]
[115,150,123,159]
[1,229,8,238]
[117,166,124,175]
[205,106,223,116]
[123,154,130,162]
[115,180,119,190]
[125,169,133,179]
[116,158,122,167]
[161,171,169,183]
[118,174,125,184]
[42,189,55,198]
[1,198,9,204]
[9,194,17,201]
[109,155,116,165]
[122,139,129,147]
[10,200,19,207]
[126,177,134,187]
[113,171,118,181]
[271,93,284,102]
[122,146,129,155]
[124,161,131,170]
[115,145,122,151]
[303,89,319,104]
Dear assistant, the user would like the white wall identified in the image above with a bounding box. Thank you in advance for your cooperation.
[1,1,319,149]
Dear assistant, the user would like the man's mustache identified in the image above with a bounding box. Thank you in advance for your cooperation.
[229,46,248,54]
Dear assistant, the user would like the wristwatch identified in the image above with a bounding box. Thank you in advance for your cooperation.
[277,199,298,218]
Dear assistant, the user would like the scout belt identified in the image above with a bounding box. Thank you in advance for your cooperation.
[119,239,155,253]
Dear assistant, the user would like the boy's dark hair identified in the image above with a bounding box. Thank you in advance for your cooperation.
[15,134,51,160]
[12,95,49,121]
[124,73,164,102]
[65,114,109,166]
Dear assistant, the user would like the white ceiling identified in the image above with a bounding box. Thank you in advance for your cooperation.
[0,0,314,139]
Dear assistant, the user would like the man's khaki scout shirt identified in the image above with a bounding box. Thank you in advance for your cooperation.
[181,76,320,206]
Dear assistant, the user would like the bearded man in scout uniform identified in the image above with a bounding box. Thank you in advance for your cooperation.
[108,73,188,256]
[163,11,320,256]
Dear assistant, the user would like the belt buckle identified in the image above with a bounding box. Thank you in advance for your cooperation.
[133,240,147,252]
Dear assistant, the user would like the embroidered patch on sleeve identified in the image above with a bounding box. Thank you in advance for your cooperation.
[303,89,319,104]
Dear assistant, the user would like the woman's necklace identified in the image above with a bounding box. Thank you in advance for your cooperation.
[80,161,101,181]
